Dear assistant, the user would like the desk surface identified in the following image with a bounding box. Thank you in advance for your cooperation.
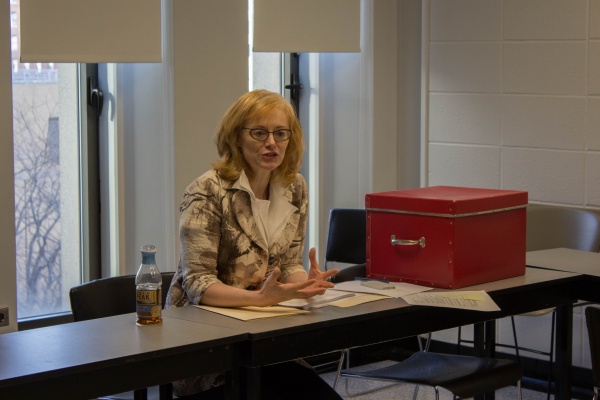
[527,247,600,276]
[164,267,579,364]
[0,313,247,400]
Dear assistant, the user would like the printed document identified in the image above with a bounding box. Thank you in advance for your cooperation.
[330,280,433,298]
[402,290,500,312]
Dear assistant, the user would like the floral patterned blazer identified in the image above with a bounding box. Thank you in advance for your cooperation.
[166,169,308,308]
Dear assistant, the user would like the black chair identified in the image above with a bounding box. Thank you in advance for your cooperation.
[587,306,600,400]
[323,208,367,282]
[70,272,175,400]
[323,208,437,394]
[337,350,522,400]
[526,205,600,253]
[305,209,367,376]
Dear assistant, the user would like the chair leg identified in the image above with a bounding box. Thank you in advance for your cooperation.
[133,388,148,400]
[512,313,555,400]
[594,386,599,400]
[546,310,556,400]
[517,379,522,400]
[510,316,521,360]
[409,333,432,400]
[417,332,432,351]
[412,385,420,400]
[333,349,349,390]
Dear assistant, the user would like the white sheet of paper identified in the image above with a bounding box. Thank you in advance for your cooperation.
[195,305,309,320]
[329,293,389,307]
[330,280,433,298]
[278,290,357,309]
[401,290,500,312]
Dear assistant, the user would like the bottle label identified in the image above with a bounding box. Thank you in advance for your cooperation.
[137,289,158,304]
[136,287,162,325]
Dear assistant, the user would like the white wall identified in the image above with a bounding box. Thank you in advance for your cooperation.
[0,0,17,333]
[426,0,600,208]
[424,0,598,368]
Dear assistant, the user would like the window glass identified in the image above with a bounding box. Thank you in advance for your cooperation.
[11,0,82,319]
[252,52,282,92]
[248,0,283,94]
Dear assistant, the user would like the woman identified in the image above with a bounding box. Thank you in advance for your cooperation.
[166,89,341,399]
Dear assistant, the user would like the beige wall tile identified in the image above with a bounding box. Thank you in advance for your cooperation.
[503,42,587,95]
[501,148,585,204]
[502,95,586,150]
[430,42,502,93]
[428,143,500,188]
[591,0,600,39]
[429,93,501,145]
[586,98,600,150]
[430,0,501,41]
[588,41,600,94]
[504,0,587,40]
[586,153,600,206]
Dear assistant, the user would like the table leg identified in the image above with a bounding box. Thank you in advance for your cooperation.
[224,368,240,400]
[158,383,173,400]
[243,366,262,400]
[554,304,573,400]
[473,321,497,400]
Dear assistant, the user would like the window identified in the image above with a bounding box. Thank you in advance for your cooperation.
[11,0,98,323]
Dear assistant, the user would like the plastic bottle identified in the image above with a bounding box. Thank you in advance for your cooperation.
[135,244,162,326]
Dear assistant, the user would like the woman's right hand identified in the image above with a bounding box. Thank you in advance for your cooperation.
[258,267,326,307]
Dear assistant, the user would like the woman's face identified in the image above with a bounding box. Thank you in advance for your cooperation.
[237,108,290,178]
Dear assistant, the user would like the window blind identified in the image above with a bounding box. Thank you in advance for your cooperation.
[20,0,161,63]
[253,0,360,53]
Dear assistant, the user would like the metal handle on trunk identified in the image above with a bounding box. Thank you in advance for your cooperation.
[390,235,426,248]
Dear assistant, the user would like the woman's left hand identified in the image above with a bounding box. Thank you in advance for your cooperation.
[307,247,338,285]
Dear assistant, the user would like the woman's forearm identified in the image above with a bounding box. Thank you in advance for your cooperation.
[200,282,267,307]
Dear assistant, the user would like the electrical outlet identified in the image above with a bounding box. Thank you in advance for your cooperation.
[0,307,9,327]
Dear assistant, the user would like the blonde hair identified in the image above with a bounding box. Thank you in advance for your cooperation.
[212,90,304,186]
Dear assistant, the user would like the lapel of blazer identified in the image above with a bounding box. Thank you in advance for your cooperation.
[231,189,269,251]
[268,183,299,251]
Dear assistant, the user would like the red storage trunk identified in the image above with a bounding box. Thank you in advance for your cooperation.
[365,186,528,289]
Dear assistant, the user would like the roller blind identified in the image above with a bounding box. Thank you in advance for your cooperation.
[253,0,360,53]
[20,0,162,63]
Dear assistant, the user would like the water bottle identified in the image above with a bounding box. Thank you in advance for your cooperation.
[135,244,162,326]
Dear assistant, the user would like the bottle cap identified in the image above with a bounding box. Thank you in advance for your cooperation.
[141,244,156,253]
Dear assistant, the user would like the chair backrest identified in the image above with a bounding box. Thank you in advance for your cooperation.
[586,306,600,388]
[526,205,600,252]
[324,208,366,269]
[70,271,175,322]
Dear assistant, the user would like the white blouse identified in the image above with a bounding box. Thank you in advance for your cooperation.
[233,170,296,247]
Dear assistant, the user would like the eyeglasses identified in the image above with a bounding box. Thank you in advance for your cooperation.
[242,128,292,142]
